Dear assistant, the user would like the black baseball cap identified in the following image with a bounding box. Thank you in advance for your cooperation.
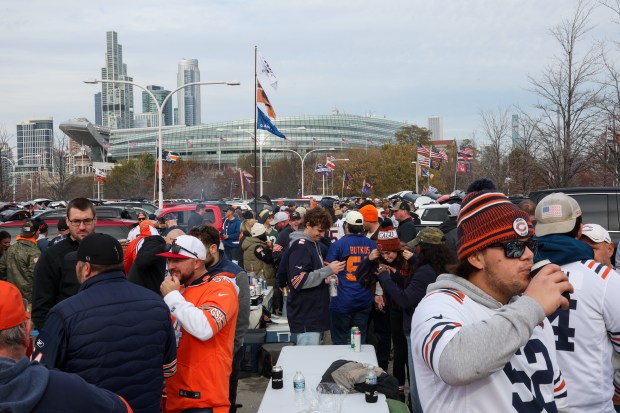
[65,233,123,265]
[57,218,69,232]
[290,211,301,221]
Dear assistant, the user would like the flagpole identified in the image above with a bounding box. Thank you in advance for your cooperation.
[253,45,258,212]
[453,157,458,192]
[218,137,221,170]
[341,171,345,198]
[416,153,419,194]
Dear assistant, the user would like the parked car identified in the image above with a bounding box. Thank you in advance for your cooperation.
[104,200,157,215]
[35,206,149,221]
[416,204,450,226]
[0,209,31,222]
[157,204,223,232]
[0,218,136,242]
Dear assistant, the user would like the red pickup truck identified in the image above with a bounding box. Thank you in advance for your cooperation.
[156,204,222,232]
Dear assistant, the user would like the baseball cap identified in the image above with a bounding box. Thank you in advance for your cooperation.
[258,209,273,224]
[345,211,364,226]
[390,200,411,212]
[296,206,307,218]
[250,222,267,237]
[290,211,301,221]
[157,235,207,260]
[21,219,38,237]
[272,211,290,225]
[37,220,48,234]
[0,281,29,330]
[448,203,461,218]
[65,233,123,265]
[225,205,236,212]
[535,193,582,237]
[581,223,611,244]
[408,227,445,247]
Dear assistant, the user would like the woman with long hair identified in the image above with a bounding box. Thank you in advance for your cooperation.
[376,227,455,413]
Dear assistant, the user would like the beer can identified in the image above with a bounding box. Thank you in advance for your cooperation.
[353,329,361,352]
[329,277,338,297]
[350,327,359,349]
[271,365,283,389]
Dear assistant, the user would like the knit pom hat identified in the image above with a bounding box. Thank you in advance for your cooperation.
[376,221,401,252]
[359,204,378,223]
[457,185,533,260]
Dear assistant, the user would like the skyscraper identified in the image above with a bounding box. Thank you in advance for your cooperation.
[177,59,201,126]
[512,114,523,149]
[142,85,173,126]
[16,117,53,170]
[428,116,444,140]
[100,31,133,129]
[94,92,102,125]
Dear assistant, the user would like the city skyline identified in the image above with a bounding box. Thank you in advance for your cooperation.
[1,0,617,148]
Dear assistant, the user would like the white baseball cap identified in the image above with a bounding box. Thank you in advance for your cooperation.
[345,211,364,226]
[157,235,207,260]
[250,222,267,237]
[271,211,290,225]
[581,223,612,244]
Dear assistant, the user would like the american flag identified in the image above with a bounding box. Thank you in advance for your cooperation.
[242,170,253,179]
[457,146,474,161]
[541,205,562,219]
[431,145,448,161]
[129,141,136,148]
[417,154,430,167]
[186,139,193,147]
[342,138,350,145]
[313,138,320,145]
[367,139,374,145]
[417,143,430,156]
[219,136,227,143]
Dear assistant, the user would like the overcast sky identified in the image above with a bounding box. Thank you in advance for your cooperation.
[0,0,616,147]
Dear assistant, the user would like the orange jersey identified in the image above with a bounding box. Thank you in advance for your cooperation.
[165,275,239,413]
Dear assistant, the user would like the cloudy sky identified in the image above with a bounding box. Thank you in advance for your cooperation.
[0,0,616,147]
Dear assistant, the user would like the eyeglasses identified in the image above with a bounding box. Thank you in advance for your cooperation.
[137,217,146,221]
[488,239,539,259]
[68,218,95,227]
[165,241,199,259]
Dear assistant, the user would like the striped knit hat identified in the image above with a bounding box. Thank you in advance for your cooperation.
[457,188,533,260]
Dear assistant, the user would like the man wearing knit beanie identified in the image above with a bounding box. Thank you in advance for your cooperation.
[359,204,381,240]
[534,193,620,412]
[410,179,572,412]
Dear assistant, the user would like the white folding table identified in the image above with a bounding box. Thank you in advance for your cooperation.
[257,344,389,413]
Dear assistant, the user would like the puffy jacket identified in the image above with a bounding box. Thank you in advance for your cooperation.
[31,236,80,330]
[32,271,177,413]
[0,356,131,413]
[0,237,41,304]
[223,216,241,248]
[241,236,275,285]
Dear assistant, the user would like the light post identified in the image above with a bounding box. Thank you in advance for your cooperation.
[84,78,240,209]
[411,161,419,194]
[217,127,305,196]
[0,157,15,202]
[271,147,335,197]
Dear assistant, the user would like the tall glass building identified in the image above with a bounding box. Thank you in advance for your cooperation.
[142,85,173,126]
[60,113,407,166]
[177,59,201,126]
[100,31,134,129]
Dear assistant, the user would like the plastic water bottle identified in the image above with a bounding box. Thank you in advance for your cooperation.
[293,370,305,392]
[365,365,378,403]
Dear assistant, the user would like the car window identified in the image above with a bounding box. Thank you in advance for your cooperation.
[571,194,608,229]
[421,207,448,222]
[95,226,132,241]
[204,210,215,225]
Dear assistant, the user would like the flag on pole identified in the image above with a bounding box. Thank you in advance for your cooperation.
[326,156,336,170]
[242,170,254,196]
[457,162,469,173]
[94,168,107,184]
[186,139,193,148]
[219,136,227,143]
[367,139,374,146]
[256,107,286,139]
[417,154,430,167]
[417,143,430,156]
[430,159,441,170]
[162,150,180,163]
[421,168,431,177]
[312,138,321,145]
[457,146,474,161]
[343,171,353,190]
[128,141,137,148]
[257,52,278,89]
[427,185,438,194]
[362,179,372,195]
[431,145,448,161]
[257,80,277,118]
[342,138,350,145]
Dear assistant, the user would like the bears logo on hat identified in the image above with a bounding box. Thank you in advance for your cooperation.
[376,223,401,252]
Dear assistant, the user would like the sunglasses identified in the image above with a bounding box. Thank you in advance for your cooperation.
[137,217,146,221]
[164,241,199,259]
[487,239,538,259]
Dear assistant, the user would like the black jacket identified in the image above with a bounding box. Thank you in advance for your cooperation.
[187,212,204,230]
[396,218,417,243]
[31,237,80,330]
[127,235,167,295]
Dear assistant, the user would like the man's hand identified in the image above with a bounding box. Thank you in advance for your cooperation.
[523,263,573,315]
[328,261,346,274]
[374,295,385,311]
[368,249,380,261]
[160,275,181,297]
[402,250,414,260]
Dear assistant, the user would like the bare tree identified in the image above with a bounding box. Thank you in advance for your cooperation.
[0,125,14,201]
[44,132,76,200]
[528,0,604,187]
[476,107,512,191]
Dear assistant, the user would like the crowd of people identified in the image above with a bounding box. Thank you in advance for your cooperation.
[0,180,619,412]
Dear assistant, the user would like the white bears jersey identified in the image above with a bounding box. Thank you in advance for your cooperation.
[549,259,620,412]
[412,288,568,413]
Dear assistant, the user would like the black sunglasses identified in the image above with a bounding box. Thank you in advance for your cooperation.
[487,239,538,259]
[164,241,199,259]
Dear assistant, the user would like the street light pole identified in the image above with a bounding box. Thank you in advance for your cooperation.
[84,78,240,209]
[411,161,419,194]
[271,147,335,197]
